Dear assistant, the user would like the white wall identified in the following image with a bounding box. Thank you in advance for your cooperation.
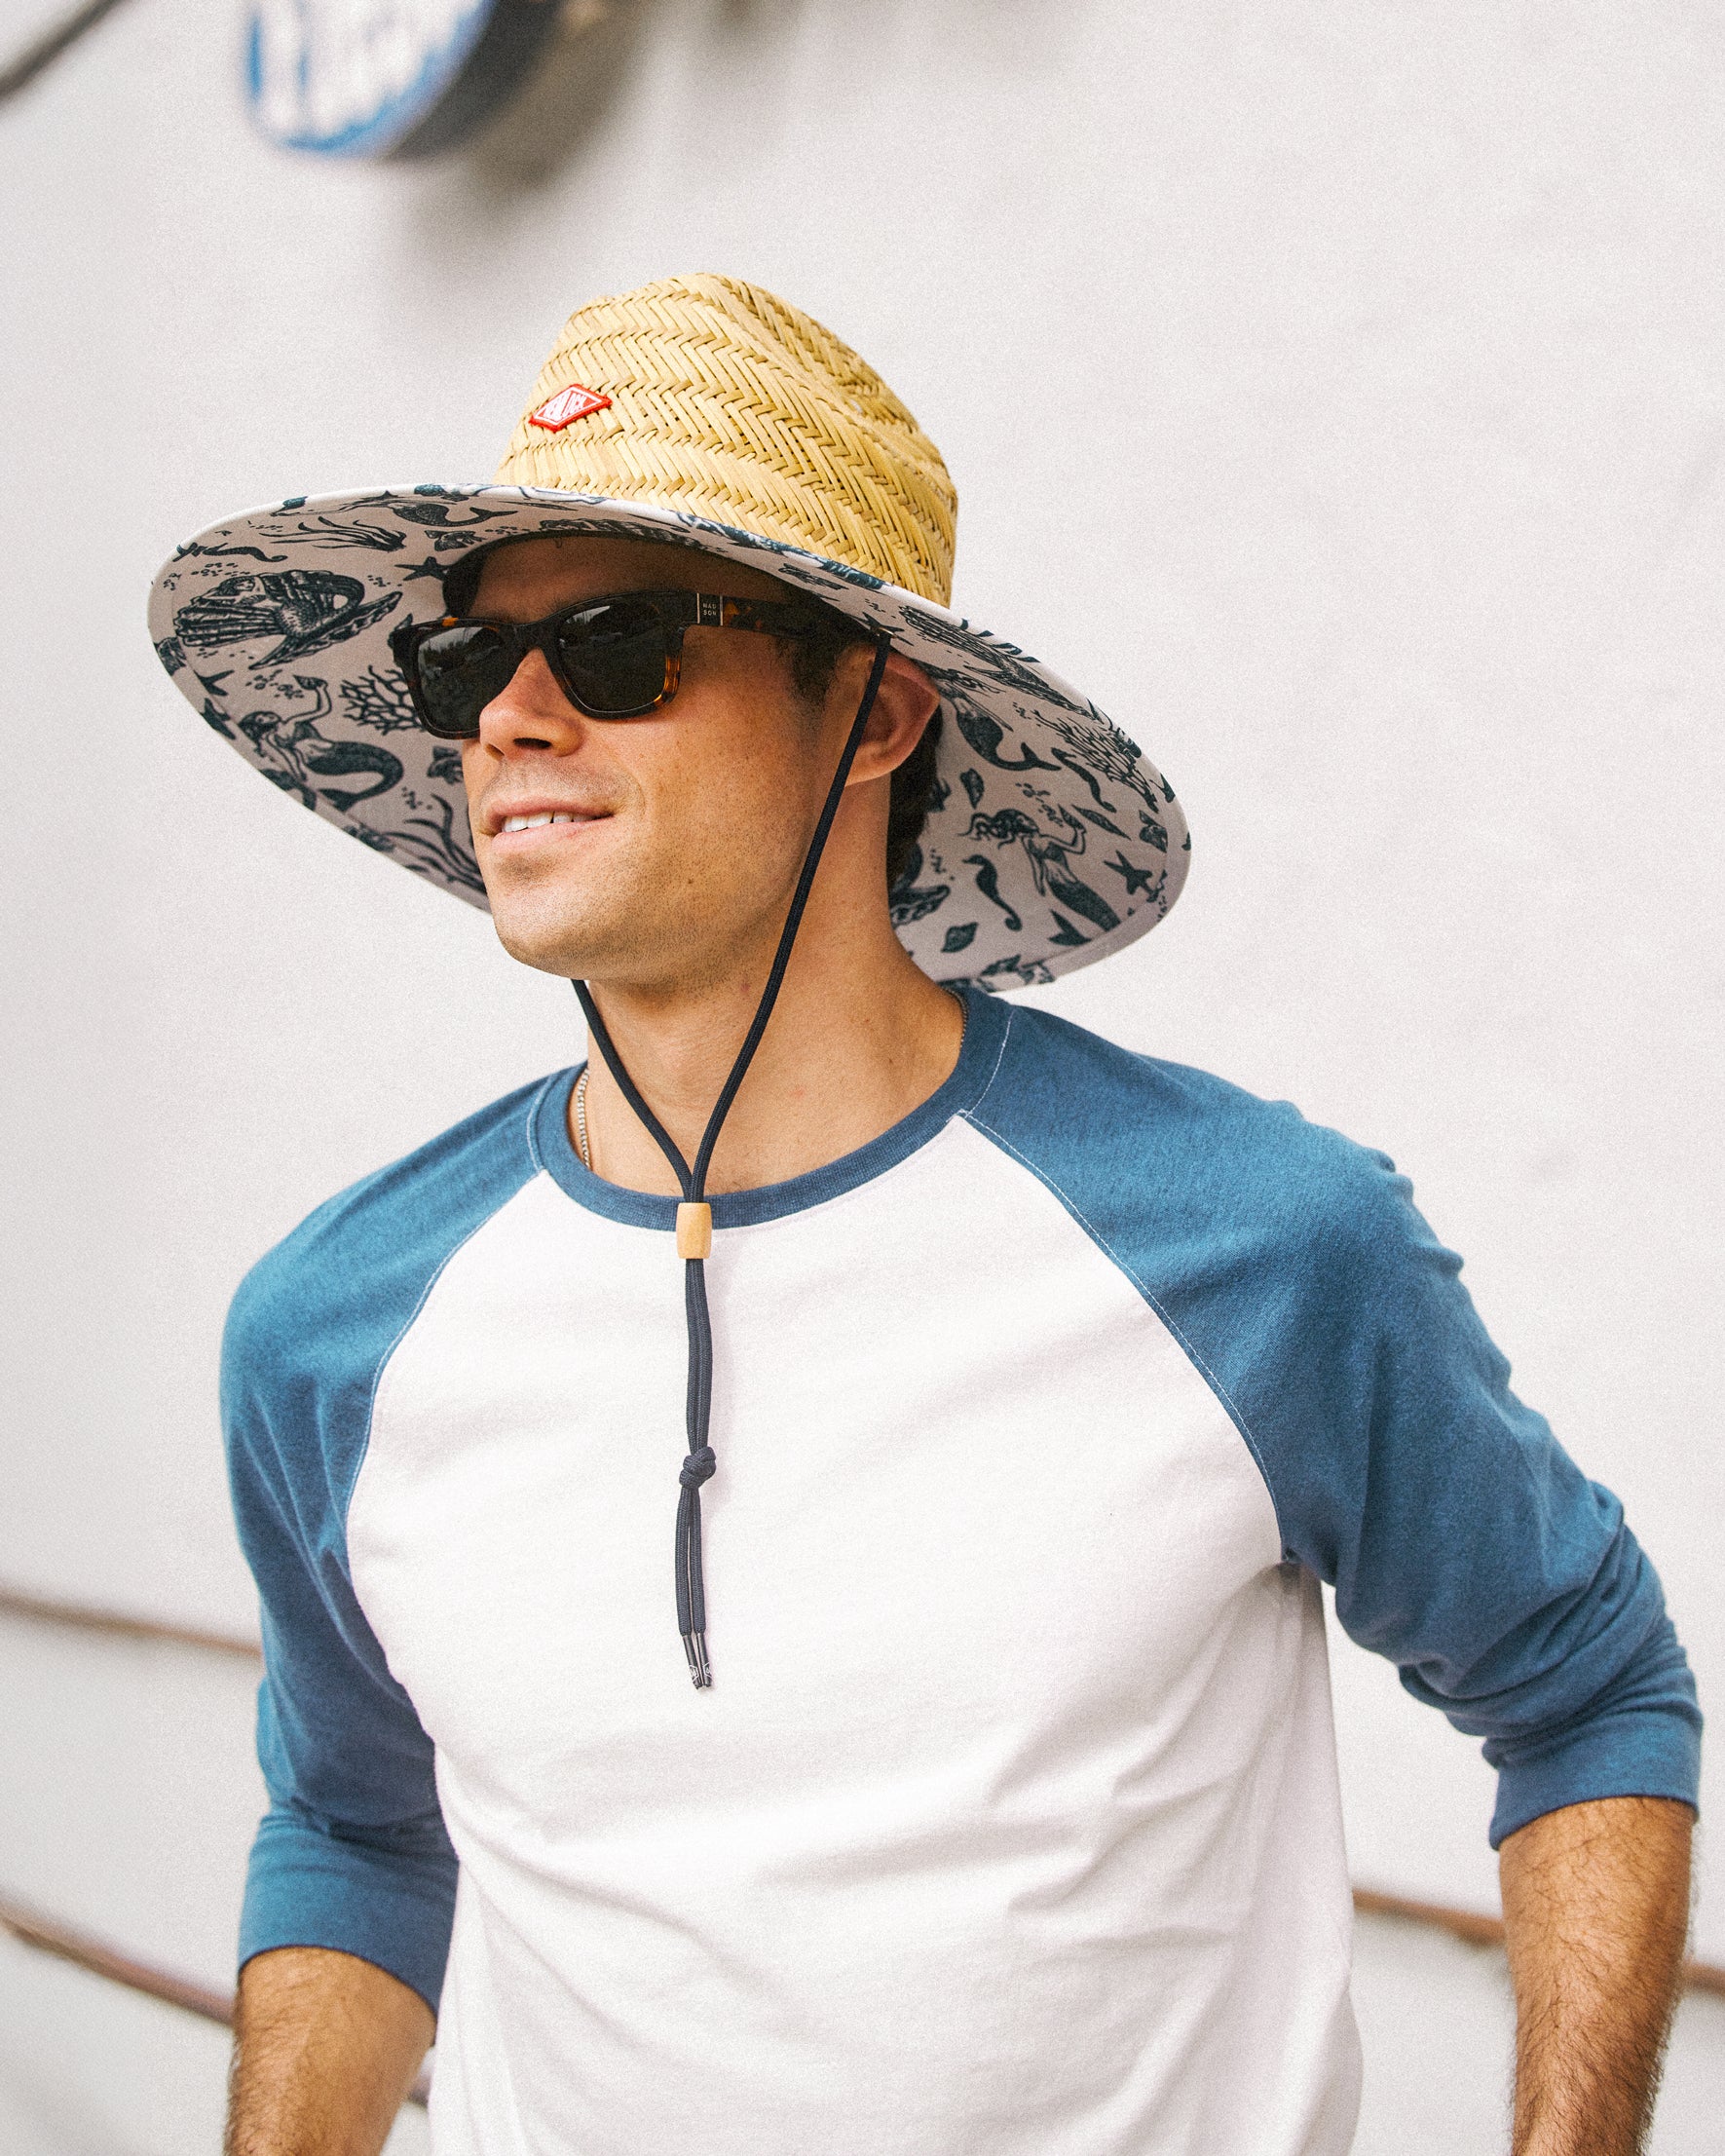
[2,0,1720,2140]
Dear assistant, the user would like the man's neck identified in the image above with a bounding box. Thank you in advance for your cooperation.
[575,921,966,1198]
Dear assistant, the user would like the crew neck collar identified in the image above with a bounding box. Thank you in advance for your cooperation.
[532,985,1010,1231]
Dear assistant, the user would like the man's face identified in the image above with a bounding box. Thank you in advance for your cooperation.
[460,536,861,992]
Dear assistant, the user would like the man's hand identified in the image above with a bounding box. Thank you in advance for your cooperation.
[226,1946,435,2156]
[1500,1795,1693,2156]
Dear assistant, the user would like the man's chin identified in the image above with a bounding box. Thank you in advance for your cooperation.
[488,903,608,982]
[483,877,667,984]
[475,846,612,977]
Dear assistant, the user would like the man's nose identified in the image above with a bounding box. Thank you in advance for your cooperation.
[475,647,585,756]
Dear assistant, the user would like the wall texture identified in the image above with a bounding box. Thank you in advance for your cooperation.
[1,0,1720,2144]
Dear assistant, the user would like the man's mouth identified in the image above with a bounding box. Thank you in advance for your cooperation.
[499,811,598,833]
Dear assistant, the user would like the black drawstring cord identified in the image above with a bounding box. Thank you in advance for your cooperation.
[574,636,893,1687]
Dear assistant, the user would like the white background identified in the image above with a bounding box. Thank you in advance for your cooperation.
[1,0,1721,2147]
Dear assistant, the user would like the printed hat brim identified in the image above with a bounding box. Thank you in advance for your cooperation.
[148,486,1189,991]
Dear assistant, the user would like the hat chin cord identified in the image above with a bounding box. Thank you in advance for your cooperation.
[573,636,893,1688]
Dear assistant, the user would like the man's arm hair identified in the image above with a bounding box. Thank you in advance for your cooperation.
[1500,1795,1693,2156]
[227,1946,434,2156]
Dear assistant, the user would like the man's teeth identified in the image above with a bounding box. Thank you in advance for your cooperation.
[502,812,585,832]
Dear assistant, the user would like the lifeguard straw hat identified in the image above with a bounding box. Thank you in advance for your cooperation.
[147,273,1188,988]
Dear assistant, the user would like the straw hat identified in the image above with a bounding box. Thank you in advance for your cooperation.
[147,273,1188,988]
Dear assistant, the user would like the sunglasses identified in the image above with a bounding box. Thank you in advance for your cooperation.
[387,588,831,740]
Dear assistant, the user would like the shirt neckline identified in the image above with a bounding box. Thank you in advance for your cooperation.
[532,984,1010,1231]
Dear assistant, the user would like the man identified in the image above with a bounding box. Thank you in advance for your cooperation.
[149,274,1699,2156]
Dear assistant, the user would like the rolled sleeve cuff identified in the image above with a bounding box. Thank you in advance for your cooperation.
[239,1806,458,2016]
[1489,1703,1702,1849]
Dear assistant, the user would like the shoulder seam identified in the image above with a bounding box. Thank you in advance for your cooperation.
[964,1002,1015,1120]
[958,1105,1290,1544]
[523,1068,562,1180]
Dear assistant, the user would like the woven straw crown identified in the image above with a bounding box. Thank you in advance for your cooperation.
[150,270,1189,986]
[494,274,957,607]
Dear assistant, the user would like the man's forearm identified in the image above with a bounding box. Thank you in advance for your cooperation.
[1499,1795,1693,2156]
[227,1946,435,2156]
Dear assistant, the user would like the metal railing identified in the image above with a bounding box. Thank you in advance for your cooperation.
[4,1580,1721,2059]
[1349,1888,1725,2000]
[0,1890,432,2109]
[0,1584,261,1660]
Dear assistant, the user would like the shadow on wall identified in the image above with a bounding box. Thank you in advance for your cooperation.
[446,0,650,199]
[431,0,1058,206]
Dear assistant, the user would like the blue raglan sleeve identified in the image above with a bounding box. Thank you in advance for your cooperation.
[968,1007,1700,1848]
[1243,1140,1701,1845]
[224,1257,459,2014]
[217,1080,551,2013]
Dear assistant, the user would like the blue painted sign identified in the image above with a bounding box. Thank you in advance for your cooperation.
[244,0,560,160]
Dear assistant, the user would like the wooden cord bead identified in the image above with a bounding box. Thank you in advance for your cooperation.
[676,1201,713,1261]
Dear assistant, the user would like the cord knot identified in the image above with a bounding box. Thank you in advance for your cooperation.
[679,1446,716,1492]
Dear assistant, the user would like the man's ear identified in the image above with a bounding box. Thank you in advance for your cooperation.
[844,646,940,785]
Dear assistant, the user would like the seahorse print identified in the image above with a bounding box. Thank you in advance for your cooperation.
[964,807,1120,936]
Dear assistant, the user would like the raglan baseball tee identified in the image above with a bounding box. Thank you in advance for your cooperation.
[224,989,1700,2156]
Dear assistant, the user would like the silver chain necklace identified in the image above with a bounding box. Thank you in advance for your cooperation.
[574,1066,592,1170]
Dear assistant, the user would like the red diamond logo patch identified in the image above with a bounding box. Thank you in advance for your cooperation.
[528,382,612,432]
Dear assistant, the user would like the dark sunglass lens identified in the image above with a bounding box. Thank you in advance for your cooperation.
[414,623,514,738]
[554,598,672,715]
